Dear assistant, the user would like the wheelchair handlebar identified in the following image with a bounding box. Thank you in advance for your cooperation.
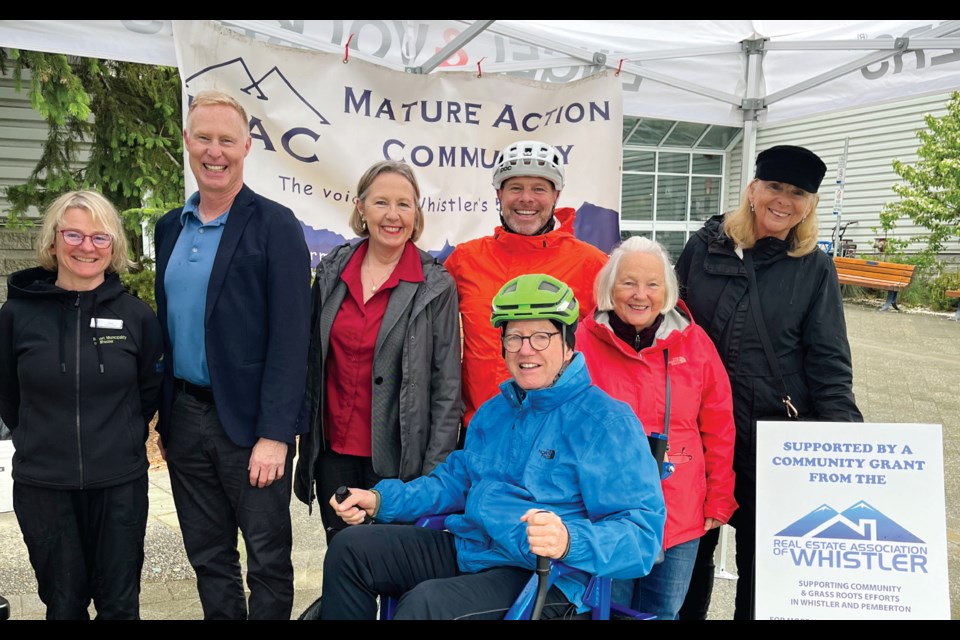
[334,486,372,524]
[530,556,551,620]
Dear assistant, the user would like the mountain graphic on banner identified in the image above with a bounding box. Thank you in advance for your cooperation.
[184,58,331,125]
[774,501,923,543]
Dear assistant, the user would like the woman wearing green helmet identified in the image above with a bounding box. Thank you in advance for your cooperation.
[491,273,579,389]
[319,272,665,620]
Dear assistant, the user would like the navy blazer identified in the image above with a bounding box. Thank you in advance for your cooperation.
[154,184,311,448]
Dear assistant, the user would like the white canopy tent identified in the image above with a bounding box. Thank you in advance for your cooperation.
[2,19,959,189]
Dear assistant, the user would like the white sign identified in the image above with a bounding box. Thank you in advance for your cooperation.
[172,20,623,267]
[756,421,949,620]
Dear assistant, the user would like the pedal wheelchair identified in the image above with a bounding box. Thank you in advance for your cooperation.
[378,513,655,621]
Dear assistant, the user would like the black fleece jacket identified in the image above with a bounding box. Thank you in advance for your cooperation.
[0,267,163,489]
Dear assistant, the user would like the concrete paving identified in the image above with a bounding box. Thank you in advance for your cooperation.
[0,301,957,620]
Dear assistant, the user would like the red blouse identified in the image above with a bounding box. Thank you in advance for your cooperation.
[324,240,424,456]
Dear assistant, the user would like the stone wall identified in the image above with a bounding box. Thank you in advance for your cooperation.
[0,228,39,304]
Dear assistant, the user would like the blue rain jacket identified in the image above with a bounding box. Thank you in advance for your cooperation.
[374,354,666,611]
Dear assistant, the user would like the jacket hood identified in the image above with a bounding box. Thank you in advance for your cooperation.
[587,299,696,355]
[700,213,792,265]
[7,266,127,303]
[7,266,128,374]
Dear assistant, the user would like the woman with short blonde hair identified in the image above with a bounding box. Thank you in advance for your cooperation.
[0,190,163,619]
[36,190,132,274]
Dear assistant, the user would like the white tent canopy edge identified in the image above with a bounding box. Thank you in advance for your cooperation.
[2,19,960,187]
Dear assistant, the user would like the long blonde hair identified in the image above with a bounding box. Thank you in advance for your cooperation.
[722,179,820,257]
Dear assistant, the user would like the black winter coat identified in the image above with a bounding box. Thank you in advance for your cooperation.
[0,268,163,489]
[675,215,863,513]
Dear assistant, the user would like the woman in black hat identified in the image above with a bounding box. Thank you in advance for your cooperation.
[674,145,864,619]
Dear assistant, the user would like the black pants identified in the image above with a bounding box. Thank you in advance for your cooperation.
[315,447,382,544]
[728,505,756,620]
[678,512,755,620]
[678,526,719,620]
[14,476,148,620]
[321,525,579,620]
[166,390,295,620]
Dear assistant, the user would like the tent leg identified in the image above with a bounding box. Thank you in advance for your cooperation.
[714,524,738,580]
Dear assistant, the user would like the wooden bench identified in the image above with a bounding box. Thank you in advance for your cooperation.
[947,289,960,321]
[833,256,916,312]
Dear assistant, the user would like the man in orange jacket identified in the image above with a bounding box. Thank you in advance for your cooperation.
[444,140,608,429]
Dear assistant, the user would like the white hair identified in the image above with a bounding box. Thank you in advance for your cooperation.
[594,235,679,314]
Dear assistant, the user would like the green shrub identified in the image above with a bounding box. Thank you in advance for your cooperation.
[120,261,156,313]
[927,269,960,312]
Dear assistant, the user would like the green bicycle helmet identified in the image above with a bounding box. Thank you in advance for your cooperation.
[491,274,579,350]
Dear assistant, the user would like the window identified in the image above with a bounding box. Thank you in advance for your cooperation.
[619,117,737,252]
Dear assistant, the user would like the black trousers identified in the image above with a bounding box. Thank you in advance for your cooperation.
[678,526,719,620]
[678,510,756,620]
[314,446,382,544]
[321,525,579,620]
[14,475,148,620]
[166,390,295,620]
[728,505,756,620]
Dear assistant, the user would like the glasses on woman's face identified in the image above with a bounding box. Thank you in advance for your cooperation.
[59,229,113,249]
[502,331,560,353]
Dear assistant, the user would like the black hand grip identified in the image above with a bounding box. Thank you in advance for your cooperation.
[335,485,372,524]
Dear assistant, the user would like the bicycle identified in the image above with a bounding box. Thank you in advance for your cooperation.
[825,220,858,258]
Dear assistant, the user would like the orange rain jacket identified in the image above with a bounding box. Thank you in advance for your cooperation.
[444,208,608,426]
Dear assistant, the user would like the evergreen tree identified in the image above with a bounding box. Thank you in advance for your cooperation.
[880,91,960,257]
[0,48,184,268]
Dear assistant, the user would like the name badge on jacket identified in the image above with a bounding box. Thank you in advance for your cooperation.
[90,318,123,329]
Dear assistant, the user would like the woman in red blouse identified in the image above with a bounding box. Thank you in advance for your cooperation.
[293,161,462,543]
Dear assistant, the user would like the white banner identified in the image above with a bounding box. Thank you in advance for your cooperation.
[172,20,623,265]
[756,421,949,620]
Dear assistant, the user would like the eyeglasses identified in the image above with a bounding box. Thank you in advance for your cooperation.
[59,230,114,249]
[502,331,560,353]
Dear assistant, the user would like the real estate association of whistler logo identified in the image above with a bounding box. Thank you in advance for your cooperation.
[772,500,928,574]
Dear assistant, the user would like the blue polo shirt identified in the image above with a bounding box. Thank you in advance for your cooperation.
[163,192,230,386]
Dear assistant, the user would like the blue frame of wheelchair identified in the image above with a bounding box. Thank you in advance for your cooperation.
[379,514,655,620]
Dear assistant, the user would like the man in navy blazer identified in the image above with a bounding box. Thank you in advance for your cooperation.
[154,90,310,620]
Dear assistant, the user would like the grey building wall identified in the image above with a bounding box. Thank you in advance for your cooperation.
[0,67,45,220]
[0,228,37,304]
[1,65,43,304]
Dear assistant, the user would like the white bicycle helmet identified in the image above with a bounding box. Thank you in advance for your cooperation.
[492,140,565,190]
